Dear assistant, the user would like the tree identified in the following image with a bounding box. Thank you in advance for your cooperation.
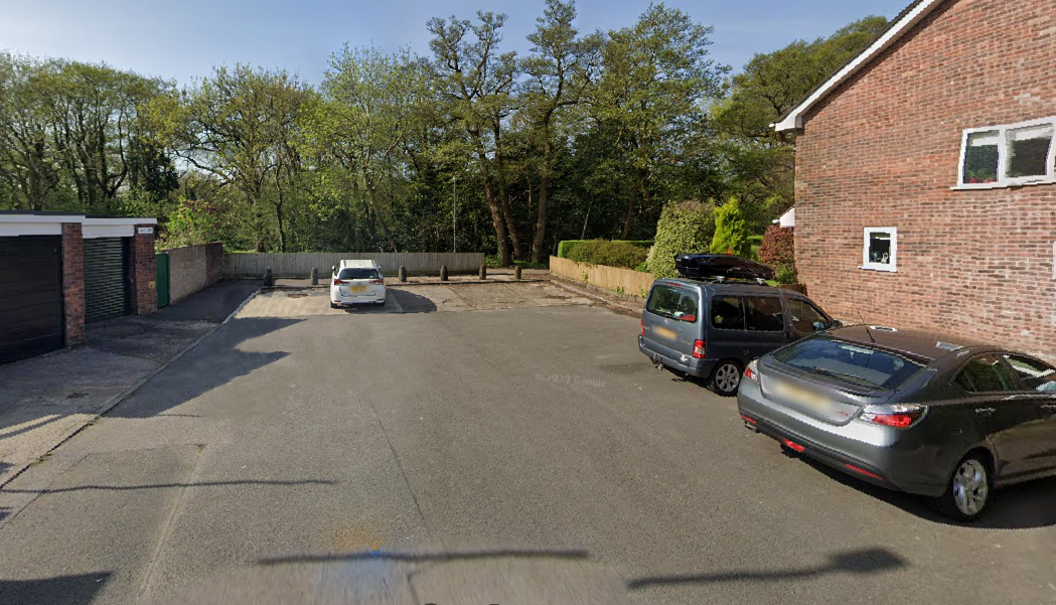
[428,11,520,265]
[147,65,310,251]
[710,196,749,255]
[593,3,726,239]
[646,200,716,278]
[522,0,598,262]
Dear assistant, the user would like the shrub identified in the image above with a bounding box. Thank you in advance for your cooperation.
[557,239,653,258]
[159,197,220,250]
[646,200,716,278]
[759,225,795,266]
[710,196,751,256]
[567,239,649,269]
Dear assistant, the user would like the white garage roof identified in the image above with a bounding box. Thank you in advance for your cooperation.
[0,212,157,238]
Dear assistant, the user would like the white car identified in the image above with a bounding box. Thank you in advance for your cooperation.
[330,260,386,308]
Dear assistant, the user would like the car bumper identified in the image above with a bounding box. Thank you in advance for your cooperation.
[737,377,948,497]
[331,291,386,305]
[639,338,715,378]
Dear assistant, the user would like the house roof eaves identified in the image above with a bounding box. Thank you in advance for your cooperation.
[772,0,941,132]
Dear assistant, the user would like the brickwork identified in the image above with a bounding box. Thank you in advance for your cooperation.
[128,225,157,315]
[794,0,1056,361]
[61,223,86,347]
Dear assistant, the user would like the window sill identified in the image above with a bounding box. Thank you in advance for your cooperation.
[858,266,897,273]
[952,177,1056,191]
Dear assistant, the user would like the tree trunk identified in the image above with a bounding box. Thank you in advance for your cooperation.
[367,185,400,253]
[476,150,510,266]
[623,169,651,240]
[493,120,523,260]
[531,142,550,264]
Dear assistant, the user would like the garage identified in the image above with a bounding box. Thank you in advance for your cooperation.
[0,235,64,364]
[0,211,158,365]
[84,237,131,322]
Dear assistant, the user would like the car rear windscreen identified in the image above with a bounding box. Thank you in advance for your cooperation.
[646,286,699,322]
[772,336,926,390]
[338,268,380,280]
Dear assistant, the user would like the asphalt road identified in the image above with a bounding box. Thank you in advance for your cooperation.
[1,291,1055,604]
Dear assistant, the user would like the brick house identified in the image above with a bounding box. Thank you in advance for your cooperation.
[775,0,1056,361]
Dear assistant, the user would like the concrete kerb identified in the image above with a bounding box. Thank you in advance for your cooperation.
[548,276,644,318]
[0,287,262,491]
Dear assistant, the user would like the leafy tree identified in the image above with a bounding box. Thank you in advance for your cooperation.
[710,196,750,255]
[646,200,716,278]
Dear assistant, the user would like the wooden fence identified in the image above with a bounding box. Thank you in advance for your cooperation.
[222,252,484,278]
[549,256,656,298]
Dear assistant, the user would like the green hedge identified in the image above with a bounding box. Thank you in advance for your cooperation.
[557,239,653,258]
[566,240,650,269]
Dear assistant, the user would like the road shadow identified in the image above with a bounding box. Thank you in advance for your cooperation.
[386,289,439,314]
[104,317,301,420]
[627,547,906,590]
[791,453,1056,529]
[153,280,263,323]
[0,571,111,605]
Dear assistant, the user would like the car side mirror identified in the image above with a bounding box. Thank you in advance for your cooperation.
[331,265,337,274]
[831,320,843,328]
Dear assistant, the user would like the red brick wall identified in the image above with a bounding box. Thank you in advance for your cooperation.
[61,223,86,347]
[128,226,157,315]
[795,0,1056,361]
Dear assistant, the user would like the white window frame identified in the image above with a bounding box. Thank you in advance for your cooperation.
[862,227,897,272]
[956,116,1056,189]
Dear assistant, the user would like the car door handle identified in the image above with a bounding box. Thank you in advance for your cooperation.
[975,407,996,415]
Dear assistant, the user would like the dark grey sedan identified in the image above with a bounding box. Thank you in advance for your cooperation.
[737,325,1056,521]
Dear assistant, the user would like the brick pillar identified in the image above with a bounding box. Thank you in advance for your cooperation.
[61,223,86,347]
[129,225,157,315]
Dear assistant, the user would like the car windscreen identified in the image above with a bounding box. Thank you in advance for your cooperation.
[338,268,380,280]
[772,336,926,390]
[646,286,699,322]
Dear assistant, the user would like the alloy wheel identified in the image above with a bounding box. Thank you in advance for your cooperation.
[713,362,741,395]
[951,459,989,518]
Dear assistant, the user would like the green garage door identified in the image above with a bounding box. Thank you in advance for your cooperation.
[0,236,64,364]
[84,237,130,323]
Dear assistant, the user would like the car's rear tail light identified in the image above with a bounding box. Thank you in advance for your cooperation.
[858,404,927,429]
[640,320,645,336]
[692,340,706,359]
[369,279,384,285]
[743,360,759,382]
[333,279,347,285]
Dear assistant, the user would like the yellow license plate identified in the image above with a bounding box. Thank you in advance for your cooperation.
[351,285,367,293]
[776,382,829,410]
[654,326,677,340]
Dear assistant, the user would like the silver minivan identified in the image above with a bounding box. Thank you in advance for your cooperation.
[638,278,838,396]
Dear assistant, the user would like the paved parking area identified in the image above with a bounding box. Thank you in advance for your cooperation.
[1,288,1054,604]
[236,282,594,318]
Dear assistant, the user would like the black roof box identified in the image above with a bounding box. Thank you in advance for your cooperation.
[674,254,776,281]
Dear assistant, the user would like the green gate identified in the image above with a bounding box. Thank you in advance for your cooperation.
[156,253,170,308]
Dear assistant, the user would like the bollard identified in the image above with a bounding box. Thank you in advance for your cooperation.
[264,268,274,287]
[310,267,319,286]
[514,266,522,281]
[440,265,449,281]
[479,264,487,280]
[399,266,407,282]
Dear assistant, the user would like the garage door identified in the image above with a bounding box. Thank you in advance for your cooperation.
[84,238,130,323]
[0,236,64,364]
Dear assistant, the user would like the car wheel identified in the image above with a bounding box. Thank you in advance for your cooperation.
[935,453,991,522]
[330,302,338,309]
[708,360,742,397]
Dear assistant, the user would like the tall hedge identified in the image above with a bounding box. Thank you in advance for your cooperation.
[710,196,750,256]
[646,200,717,278]
[557,240,653,258]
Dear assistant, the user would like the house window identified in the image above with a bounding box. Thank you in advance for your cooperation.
[958,117,1056,187]
[862,227,897,272]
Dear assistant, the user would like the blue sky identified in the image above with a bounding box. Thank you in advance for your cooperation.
[0,0,909,85]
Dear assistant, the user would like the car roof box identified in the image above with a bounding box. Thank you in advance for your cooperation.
[674,254,776,281]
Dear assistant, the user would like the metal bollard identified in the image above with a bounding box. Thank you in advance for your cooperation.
[514,266,522,281]
[264,268,274,287]
[310,267,318,286]
[479,264,487,280]
[440,265,449,281]
[399,266,407,282]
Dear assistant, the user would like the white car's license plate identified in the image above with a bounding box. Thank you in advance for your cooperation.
[350,285,367,293]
